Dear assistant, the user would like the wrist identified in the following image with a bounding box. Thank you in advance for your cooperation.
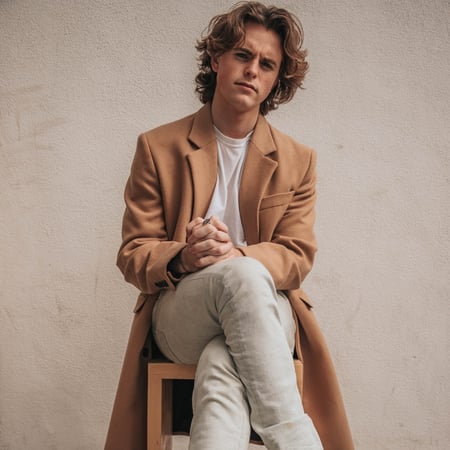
[168,250,188,276]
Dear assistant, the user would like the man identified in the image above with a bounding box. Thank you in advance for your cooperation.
[105,2,354,449]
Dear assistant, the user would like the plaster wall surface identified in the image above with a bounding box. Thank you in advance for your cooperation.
[1,1,449,449]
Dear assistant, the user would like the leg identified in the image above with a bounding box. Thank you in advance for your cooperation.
[152,257,322,449]
[189,335,251,450]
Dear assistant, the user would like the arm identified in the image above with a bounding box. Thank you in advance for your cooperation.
[117,133,186,294]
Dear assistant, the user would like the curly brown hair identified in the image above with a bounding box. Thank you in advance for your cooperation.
[195,1,308,116]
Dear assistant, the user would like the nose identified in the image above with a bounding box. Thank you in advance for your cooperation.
[244,60,258,78]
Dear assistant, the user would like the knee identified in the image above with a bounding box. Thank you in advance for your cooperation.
[222,257,274,291]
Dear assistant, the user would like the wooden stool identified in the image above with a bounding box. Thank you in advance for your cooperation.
[147,359,304,450]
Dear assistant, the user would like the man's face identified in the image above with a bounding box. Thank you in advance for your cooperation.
[211,22,282,116]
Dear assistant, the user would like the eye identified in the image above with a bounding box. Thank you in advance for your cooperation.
[261,60,275,71]
[235,51,249,60]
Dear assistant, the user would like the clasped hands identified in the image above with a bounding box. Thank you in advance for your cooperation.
[171,216,241,274]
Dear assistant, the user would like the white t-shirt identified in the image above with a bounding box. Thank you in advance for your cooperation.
[205,126,252,246]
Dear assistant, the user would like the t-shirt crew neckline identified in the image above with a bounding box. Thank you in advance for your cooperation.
[213,125,253,147]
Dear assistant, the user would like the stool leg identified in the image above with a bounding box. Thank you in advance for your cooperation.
[161,379,173,450]
[148,371,174,450]
[148,370,162,450]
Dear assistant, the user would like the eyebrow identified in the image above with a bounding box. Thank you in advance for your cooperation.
[234,46,279,68]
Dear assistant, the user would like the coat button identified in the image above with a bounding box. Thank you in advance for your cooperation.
[155,280,168,288]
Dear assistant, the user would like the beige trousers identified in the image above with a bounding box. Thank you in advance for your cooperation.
[152,257,323,450]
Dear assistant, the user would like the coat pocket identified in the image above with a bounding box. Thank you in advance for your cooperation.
[259,191,294,241]
[259,191,294,210]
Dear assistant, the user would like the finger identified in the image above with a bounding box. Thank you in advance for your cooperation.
[208,229,231,243]
[210,216,229,233]
[190,229,231,245]
[188,239,217,255]
[186,217,205,240]
[189,240,233,257]
[187,222,218,244]
[188,220,232,245]
[193,248,237,268]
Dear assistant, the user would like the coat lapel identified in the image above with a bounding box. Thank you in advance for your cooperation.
[187,105,218,219]
[240,115,278,244]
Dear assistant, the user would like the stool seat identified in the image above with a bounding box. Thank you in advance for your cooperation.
[147,359,303,450]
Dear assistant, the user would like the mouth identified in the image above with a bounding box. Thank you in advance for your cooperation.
[235,81,257,93]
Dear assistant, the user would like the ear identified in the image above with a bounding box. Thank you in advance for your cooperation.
[209,52,219,72]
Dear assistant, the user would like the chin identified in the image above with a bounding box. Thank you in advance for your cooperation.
[230,98,259,114]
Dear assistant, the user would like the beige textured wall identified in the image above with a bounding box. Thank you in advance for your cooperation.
[1,1,449,449]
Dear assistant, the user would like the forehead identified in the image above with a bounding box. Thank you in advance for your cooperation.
[239,22,283,64]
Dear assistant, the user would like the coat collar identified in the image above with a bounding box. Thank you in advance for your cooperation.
[187,104,279,243]
[188,103,277,156]
[188,103,216,148]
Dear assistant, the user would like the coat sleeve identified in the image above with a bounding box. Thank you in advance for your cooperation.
[237,149,317,291]
[117,133,186,294]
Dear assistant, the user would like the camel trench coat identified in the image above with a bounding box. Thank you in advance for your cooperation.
[105,104,354,450]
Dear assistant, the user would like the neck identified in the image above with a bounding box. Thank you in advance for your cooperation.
[211,101,259,139]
